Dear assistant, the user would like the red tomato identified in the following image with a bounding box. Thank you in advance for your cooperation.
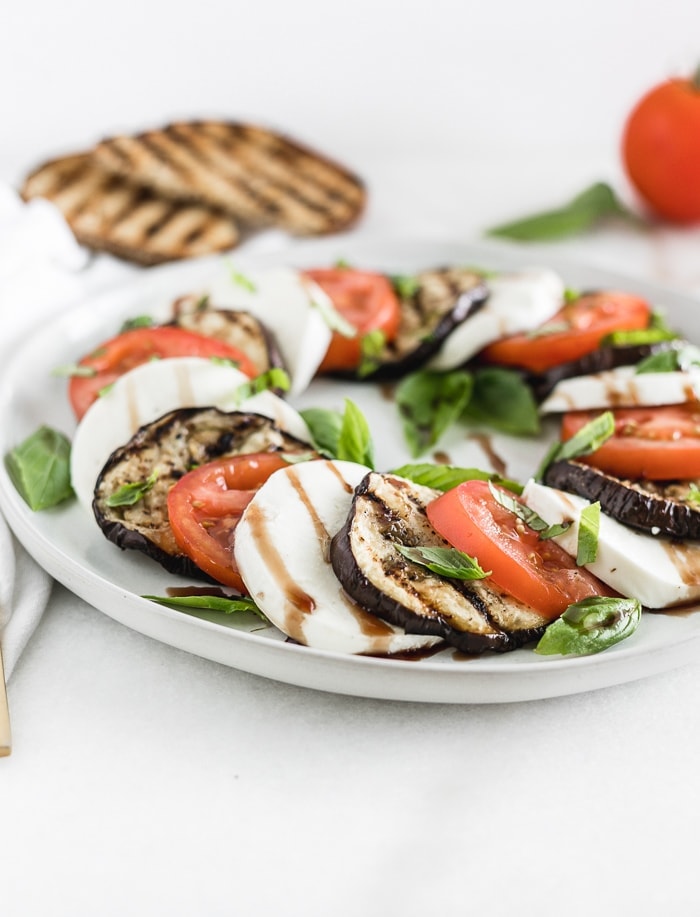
[68,326,259,420]
[426,480,614,620]
[304,268,401,372]
[561,404,700,481]
[167,452,291,591]
[481,292,651,373]
[622,70,700,223]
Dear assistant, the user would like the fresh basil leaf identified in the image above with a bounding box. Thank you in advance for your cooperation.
[488,482,570,539]
[120,315,153,331]
[310,293,357,338]
[536,411,615,480]
[684,482,700,508]
[486,182,642,242]
[209,356,241,370]
[635,343,700,375]
[535,596,641,656]
[357,329,387,378]
[233,368,291,402]
[106,470,158,507]
[577,502,600,565]
[602,311,679,346]
[143,593,268,621]
[52,363,97,378]
[336,399,374,468]
[391,274,420,299]
[462,368,540,436]
[228,266,257,293]
[5,425,74,510]
[299,407,344,457]
[396,369,473,457]
[394,544,490,580]
[391,462,523,495]
[334,258,352,269]
[564,288,580,303]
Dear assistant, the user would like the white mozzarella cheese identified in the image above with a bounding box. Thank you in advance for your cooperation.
[70,356,311,512]
[427,267,565,371]
[234,460,442,655]
[205,265,333,395]
[522,479,700,609]
[539,367,700,413]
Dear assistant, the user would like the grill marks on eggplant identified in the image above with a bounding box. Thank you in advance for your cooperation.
[358,268,488,381]
[93,408,311,579]
[330,472,549,653]
[544,459,700,540]
[170,296,284,376]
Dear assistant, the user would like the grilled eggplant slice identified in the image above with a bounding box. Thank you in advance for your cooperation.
[349,267,487,381]
[543,459,700,540]
[330,472,549,653]
[528,341,678,402]
[93,408,311,579]
[171,295,285,376]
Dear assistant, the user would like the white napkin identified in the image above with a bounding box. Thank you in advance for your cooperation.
[0,184,134,679]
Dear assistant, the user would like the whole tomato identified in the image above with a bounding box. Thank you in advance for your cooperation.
[622,68,700,223]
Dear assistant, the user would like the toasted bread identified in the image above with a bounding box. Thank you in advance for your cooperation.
[21,153,241,265]
[92,120,366,236]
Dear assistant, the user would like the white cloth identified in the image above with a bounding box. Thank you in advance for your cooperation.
[0,185,132,678]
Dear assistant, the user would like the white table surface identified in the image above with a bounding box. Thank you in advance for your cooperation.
[5,3,700,914]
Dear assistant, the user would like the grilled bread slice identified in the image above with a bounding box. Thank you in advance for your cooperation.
[21,152,241,265]
[92,120,366,236]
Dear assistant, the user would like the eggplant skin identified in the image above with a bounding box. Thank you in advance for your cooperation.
[330,472,549,654]
[338,267,488,382]
[170,297,285,377]
[544,459,700,540]
[528,341,676,402]
[93,408,312,580]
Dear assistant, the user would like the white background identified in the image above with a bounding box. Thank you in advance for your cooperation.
[4,3,700,916]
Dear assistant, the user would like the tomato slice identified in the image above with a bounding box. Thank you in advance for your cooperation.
[68,326,259,420]
[167,452,291,591]
[304,268,401,372]
[561,404,700,480]
[481,291,652,373]
[426,480,614,619]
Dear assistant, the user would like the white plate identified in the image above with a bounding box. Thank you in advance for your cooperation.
[2,235,700,704]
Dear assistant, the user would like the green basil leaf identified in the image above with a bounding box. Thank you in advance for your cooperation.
[120,315,153,331]
[336,399,374,468]
[684,482,700,508]
[106,470,158,507]
[395,369,473,457]
[486,182,642,242]
[357,329,387,378]
[232,368,291,402]
[394,544,490,580]
[228,265,257,293]
[536,411,615,481]
[5,425,74,511]
[488,482,570,539]
[462,368,540,436]
[310,293,357,338]
[535,596,641,656]
[577,502,600,565]
[143,593,268,621]
[52,363,97,378]
[391,462,523,495]
[299,407,344,457]
[636,343,700,375]
[391,274,421,299]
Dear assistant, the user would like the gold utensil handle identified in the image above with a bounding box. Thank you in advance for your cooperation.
[0,646,11,756]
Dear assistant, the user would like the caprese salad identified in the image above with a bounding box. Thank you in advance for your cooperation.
[6,256,700,661]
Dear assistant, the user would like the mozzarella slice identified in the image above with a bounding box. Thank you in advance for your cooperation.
[522,479,700,609]
[70,356,311,511]
[539,367,700,413]
[205,265,333,395]
[427,267,565,371]
[234,460,442,655]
